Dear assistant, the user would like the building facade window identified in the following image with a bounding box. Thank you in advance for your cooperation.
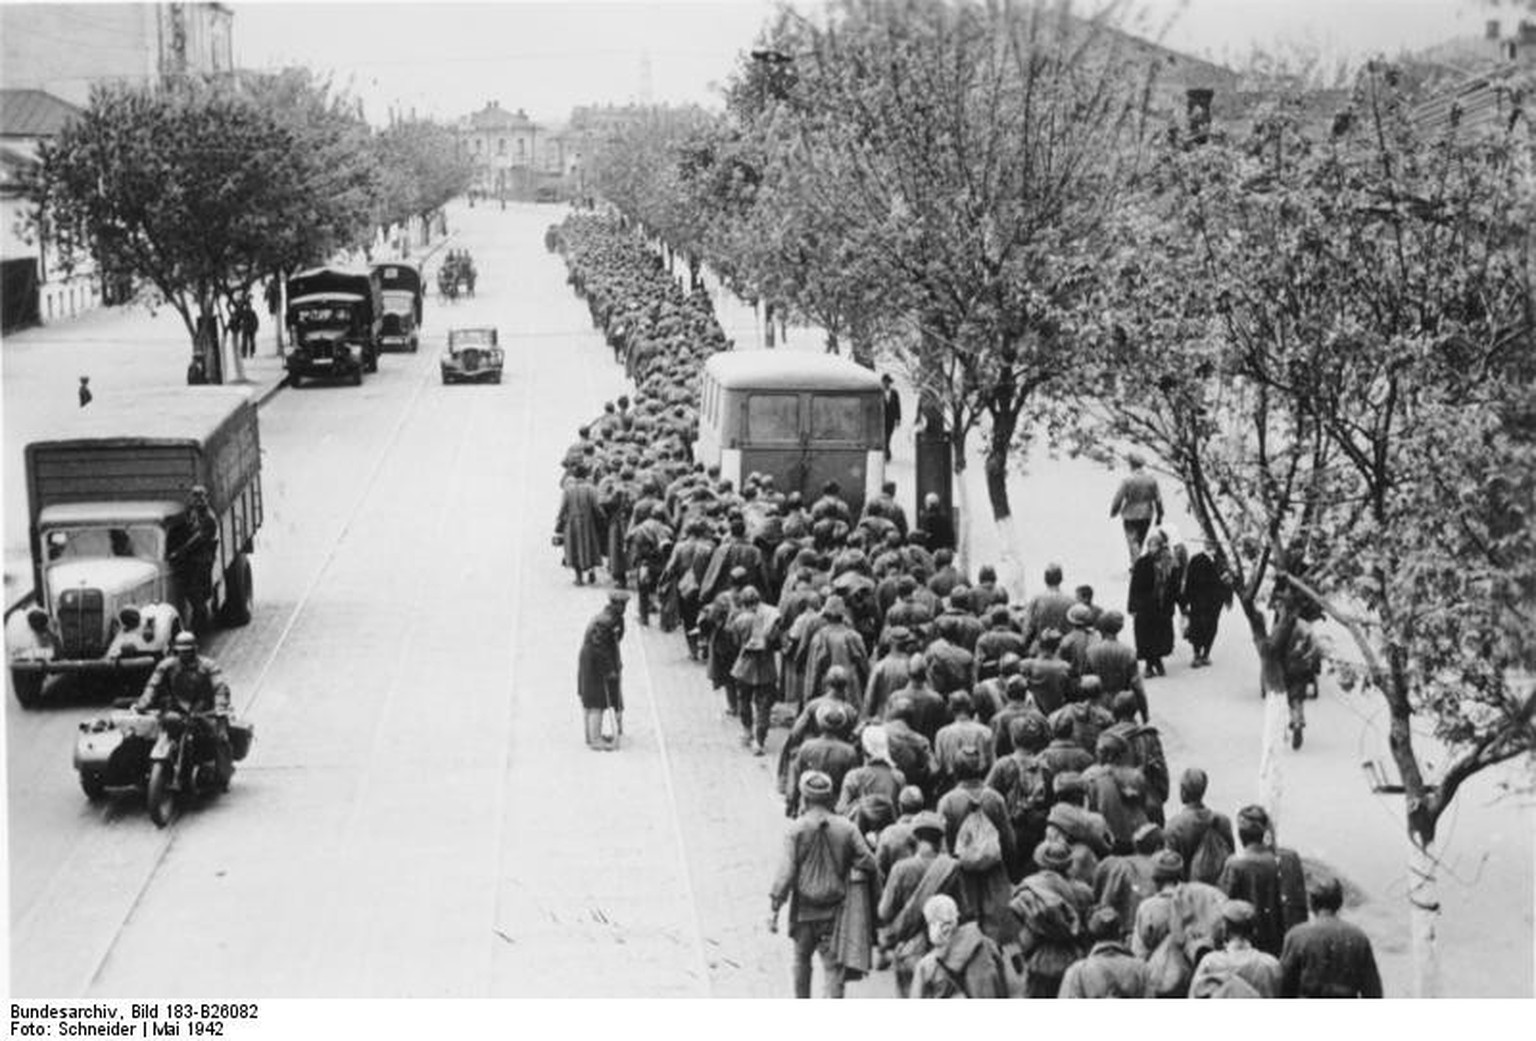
[498,138,507,155]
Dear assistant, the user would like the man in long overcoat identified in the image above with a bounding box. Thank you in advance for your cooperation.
[577,592,628,749]
[557,466,605,585]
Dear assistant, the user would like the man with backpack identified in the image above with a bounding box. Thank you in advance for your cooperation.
[785,703,860,817]
[878,812,971,997]
[909,894,1010,998]
[934,691,994,794]
[1189,900,1282,997]
[1278,605,1325,749]
[1010,839,1095,997]
[1103,691,1170,825]
[1058,908,1151,998]
[986,714,1055,881]
[1163,768,1235,885]
[937,749,1016,945]
[1132,850,1228,997]
[769,770,878,998]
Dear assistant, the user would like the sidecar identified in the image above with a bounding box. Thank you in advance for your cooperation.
[74,707,159,801]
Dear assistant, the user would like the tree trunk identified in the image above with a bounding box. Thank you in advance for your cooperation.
[983,408,1017,523]
[850,332,875,369]
[1243,600,1290,837]
[984,405,1029,607]
[1408,838,1441,997]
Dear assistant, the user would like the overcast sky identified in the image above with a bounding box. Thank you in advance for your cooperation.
[232,0,1508,126]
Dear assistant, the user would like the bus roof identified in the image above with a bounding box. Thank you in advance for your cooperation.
[27,387,255,448]
[704,350,884,392]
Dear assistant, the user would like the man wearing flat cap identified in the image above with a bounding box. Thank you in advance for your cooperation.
[1109,451,1164,563]
[785,702,859,817]
[1011,838,1096,998]
[769,770,877,998]
[577,592,628,749]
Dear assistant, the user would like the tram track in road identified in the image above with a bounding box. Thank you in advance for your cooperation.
[570,329,715,996]
[13,348,447,998]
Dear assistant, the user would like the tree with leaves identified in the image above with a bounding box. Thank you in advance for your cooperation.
[717,0,1158,585]
[1085,63,1535,995]
[32,75,380,381]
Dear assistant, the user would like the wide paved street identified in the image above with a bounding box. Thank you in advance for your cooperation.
[6,201,1531,999]
[6,203,795,997]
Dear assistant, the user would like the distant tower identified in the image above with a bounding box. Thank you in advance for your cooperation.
[639,50,653,105]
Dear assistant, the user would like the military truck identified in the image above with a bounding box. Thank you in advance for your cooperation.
[9,387,263,707]
[284,267,382,385]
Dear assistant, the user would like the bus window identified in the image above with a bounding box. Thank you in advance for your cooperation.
[746,394,800,441]
[810,394,867,442]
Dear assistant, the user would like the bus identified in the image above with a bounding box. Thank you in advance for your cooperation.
[695,351,886,513]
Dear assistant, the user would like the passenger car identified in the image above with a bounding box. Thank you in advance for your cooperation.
[440,327,503,384]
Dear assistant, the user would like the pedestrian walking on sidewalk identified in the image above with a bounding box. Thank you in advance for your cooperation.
[881,374,902,461]
[1109,452,1164,563]
[769,770,877,998]
[1128,529,1180,678]
[577,592,628,750]
[78,376,92,408]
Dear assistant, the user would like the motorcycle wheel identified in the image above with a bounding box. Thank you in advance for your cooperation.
[147,761,176,827]
[79,770,107,802]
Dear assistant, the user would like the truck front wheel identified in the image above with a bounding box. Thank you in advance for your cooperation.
[221,554,253,627]
[10,667,44,709]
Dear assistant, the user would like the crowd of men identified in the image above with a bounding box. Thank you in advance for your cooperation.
[553,212,1381,999]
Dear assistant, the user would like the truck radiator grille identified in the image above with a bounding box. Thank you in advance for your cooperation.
[57,588,106,658]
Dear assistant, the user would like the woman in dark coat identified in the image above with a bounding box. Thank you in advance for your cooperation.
[577,593,627,749]
[1127,529,1180,677]
[557,466,605,585]
[1179,541,1232,668]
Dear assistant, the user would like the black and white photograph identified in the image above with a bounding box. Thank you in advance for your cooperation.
[2,0,1532,1019]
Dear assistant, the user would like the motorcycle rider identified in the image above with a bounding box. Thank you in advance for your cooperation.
[133,631,234,789]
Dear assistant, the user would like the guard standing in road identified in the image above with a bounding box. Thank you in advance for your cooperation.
[167,485,219,637]
[78,375,92,407]
[578,591,629,750]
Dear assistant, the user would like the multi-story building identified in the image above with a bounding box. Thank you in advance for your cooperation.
[0,3,234,330]
[0,3,233,107]
[459,101,546,199]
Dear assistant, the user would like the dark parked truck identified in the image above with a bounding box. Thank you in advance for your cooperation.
[284,266,382,385]
[9,387,263,707]
[371,261,423,353]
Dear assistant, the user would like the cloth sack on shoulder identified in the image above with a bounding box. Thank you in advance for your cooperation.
[954,796,1003,873]
[1188,820,1234,884]
[796,819,848,907]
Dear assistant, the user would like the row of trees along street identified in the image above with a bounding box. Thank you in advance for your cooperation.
[27,69,474,380]
[584,0,1536,996]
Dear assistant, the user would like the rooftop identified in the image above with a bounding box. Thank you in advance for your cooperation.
[0,88,81,138]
